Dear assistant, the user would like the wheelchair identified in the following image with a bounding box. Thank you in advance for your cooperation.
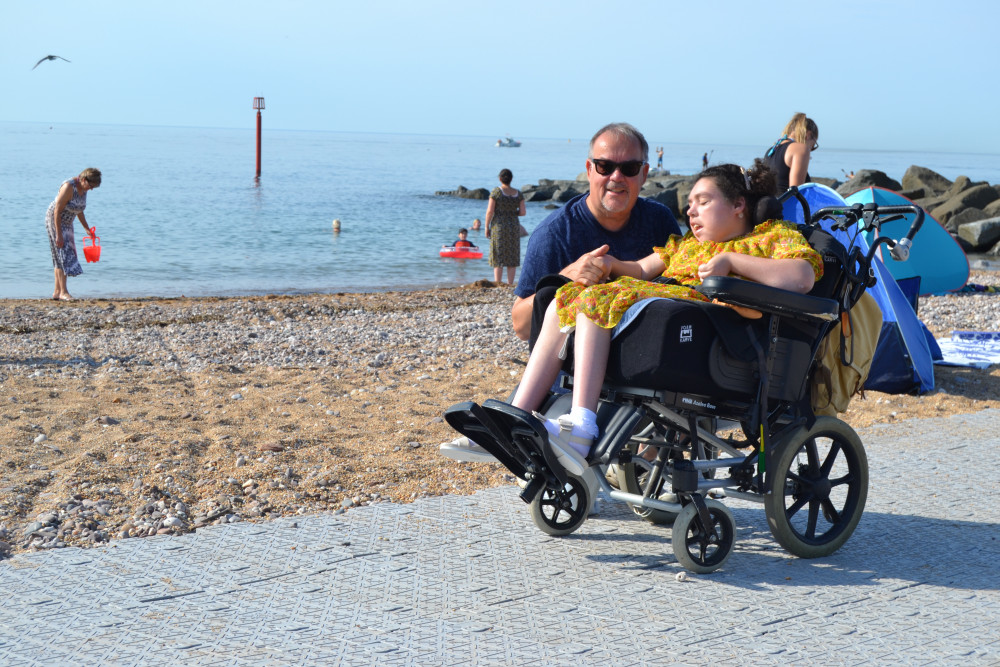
[444,193,925,573]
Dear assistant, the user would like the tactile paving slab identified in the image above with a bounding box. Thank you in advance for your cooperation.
[1,410,998,666]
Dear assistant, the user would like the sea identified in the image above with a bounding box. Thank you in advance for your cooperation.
[3,121,999,300]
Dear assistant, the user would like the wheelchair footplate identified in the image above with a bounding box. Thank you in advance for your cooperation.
[443,401,531,480]
[479,399,576,494]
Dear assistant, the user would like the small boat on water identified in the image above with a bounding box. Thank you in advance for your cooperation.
[440,245,483,259]
[495,137,521,148]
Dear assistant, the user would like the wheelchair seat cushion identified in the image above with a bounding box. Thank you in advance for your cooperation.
[605,298,817,402]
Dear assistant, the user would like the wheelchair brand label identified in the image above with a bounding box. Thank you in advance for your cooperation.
[679,324,693,343]
[681,396,717,410]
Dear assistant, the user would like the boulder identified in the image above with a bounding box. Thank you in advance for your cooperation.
[984,198,1000,218]
[944,175,986,198]
[949,207,989,228]
[957,217,1000,250]
[990,240,1000,257]
[915,193,951,215]
[674,179,696,221]
[434,185,490,200]
[649,189,677,209]
[522,183,560,202]
[930,184,1000,227]
[836,169,902,196]
[553,186,584,203]
[901,166,952,197]
[643,175,696,221]
[811,176,840,189]
[899,188,925,201]
[522,180,583,202]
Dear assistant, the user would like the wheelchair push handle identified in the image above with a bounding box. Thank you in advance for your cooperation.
[810,202,924,262]
[777,186,810,223]
[870,204,924,262]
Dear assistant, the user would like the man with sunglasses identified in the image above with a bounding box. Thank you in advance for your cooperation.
[440,122,679,464]
[510,122,680,341]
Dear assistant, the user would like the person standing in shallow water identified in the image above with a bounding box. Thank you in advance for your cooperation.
[484,168,526,286]
[46,167,101,300]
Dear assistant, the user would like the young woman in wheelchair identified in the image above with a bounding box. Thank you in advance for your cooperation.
[506,161,825,475]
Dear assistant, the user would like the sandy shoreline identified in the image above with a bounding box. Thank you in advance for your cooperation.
[1,279,998,557]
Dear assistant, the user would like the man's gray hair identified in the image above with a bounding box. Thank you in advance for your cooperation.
[588,122,649,162]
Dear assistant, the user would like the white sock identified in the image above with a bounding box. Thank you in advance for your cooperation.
[542,412,598,457]
[569,407,599,439]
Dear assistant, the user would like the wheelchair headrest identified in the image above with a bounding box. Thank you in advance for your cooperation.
[755,196,783,225]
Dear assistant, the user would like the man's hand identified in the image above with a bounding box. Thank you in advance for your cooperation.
[561,245,611,286]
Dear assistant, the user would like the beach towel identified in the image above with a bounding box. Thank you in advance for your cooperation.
[934,332,1000,369]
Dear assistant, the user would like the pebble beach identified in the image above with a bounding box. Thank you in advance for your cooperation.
[1,276,998,558]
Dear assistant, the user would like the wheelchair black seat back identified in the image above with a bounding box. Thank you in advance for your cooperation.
[444,193,924,574]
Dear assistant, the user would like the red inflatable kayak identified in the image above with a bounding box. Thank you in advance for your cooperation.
[440,245,483,259]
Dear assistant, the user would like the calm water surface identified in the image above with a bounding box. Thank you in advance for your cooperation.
[3,122,997,299]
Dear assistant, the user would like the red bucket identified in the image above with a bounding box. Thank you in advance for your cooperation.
[83,227,101,263]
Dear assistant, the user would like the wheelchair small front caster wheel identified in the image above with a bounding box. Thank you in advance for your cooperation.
[528,474,591,537]
[671,498,736,574]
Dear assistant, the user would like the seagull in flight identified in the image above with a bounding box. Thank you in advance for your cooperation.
[32,55,71,70]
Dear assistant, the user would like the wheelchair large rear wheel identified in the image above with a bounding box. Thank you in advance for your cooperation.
[671,498,736,574]
[528,474,591,537]
[764,417,868,558]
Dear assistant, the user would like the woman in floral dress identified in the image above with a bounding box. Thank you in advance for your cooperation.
[46,168,101,300]
[505,161,824,475]
[484,168,526,285]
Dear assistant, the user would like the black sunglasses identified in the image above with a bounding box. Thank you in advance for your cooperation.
[591,158,645,177]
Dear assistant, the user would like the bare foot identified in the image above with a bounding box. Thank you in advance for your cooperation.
[57,294,74,301]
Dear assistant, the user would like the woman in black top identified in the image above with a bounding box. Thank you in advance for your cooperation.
[763,113,818,195]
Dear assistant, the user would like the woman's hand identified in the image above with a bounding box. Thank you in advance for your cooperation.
[55,234,64,248]
[697,253,733,280]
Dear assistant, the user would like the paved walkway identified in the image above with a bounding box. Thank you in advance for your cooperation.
[1,410,999,666]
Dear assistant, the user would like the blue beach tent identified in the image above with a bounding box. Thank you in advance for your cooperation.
[782,184,935,394]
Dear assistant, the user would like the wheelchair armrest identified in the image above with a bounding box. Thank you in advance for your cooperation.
[698,276,838,322]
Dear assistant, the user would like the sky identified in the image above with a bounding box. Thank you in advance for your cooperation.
[3,0,999,154]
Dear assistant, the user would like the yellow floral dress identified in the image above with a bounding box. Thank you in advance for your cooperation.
[555,219,823,330]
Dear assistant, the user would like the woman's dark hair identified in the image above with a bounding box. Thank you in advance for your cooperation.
[498,168,513,185]
[696,159,780,226]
